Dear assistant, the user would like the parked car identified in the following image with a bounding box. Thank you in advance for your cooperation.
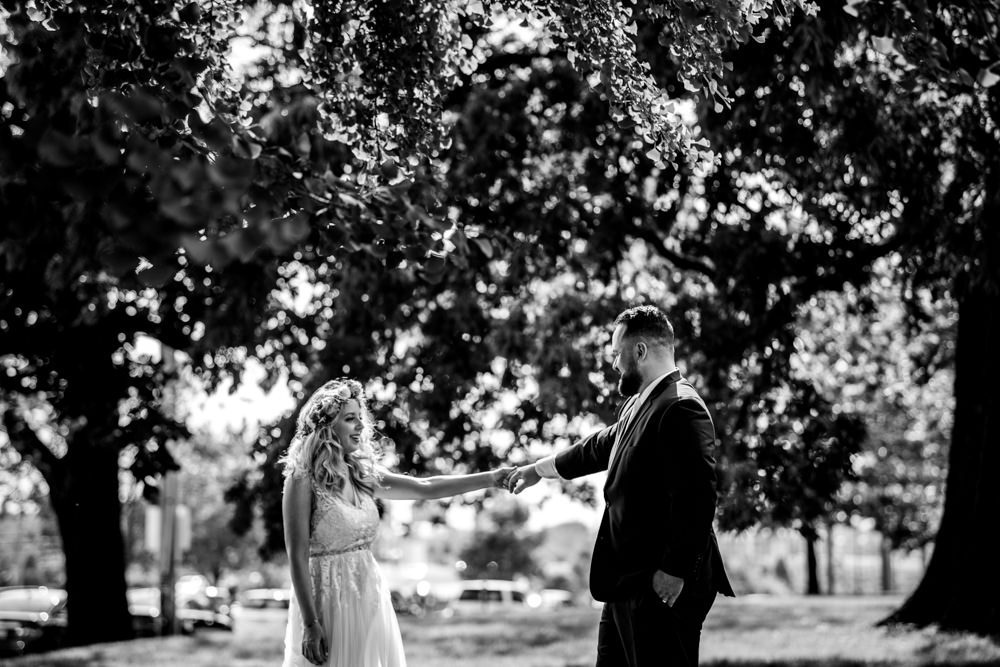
[0,586,67,657]
[128,586,236,636]
[178,585,235,632]
[449,579,532,615]
[127,587,194,637]
[536,588,575,608]
[236,588,291,610]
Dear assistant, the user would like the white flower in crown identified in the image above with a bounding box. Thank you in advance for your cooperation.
[331,385,353,402]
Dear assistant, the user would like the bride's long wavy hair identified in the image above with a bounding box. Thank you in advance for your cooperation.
[280,378,381,497]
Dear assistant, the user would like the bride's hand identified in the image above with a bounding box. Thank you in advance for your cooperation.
[301,621,328,665]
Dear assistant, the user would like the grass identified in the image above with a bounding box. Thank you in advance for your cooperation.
[4,596,999,667]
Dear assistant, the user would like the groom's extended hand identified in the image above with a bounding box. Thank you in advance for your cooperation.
[506,465,542,494]
[652,570,684,607]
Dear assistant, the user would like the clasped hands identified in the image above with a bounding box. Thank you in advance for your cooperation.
[497,463,541,494]
[487,464,541,494]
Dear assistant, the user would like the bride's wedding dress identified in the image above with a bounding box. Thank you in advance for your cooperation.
[282,484,405,667]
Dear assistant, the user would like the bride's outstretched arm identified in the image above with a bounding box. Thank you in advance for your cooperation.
[375,467,514,501]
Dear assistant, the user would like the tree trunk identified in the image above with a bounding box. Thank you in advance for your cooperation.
[804,531,821,595]
[879,533,893,594]
[882,283,1000,634]
[826,520,835,595]
[54,441,134,646]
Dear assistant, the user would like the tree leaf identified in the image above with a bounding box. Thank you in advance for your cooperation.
[871,36,895,54]
[978,66,1000,88]
[472,237,493,259]
[232,136,263,160]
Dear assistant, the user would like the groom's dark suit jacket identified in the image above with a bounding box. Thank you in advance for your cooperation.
[554,370,735,606]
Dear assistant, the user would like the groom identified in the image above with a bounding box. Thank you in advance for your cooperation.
[506,305,734,667]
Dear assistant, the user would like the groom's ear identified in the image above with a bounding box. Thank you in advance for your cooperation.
[635,341,647,360]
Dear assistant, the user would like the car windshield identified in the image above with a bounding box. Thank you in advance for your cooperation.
[0,588,65,613]
[459,589,503,602]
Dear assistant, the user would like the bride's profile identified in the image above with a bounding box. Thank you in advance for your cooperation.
[280,377,511,666]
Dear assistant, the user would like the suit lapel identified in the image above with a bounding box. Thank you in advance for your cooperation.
[607,370,682,480]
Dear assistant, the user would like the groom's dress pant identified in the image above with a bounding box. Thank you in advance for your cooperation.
[595,587,716,667]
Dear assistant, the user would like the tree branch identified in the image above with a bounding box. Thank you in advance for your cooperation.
[629,223,718,278]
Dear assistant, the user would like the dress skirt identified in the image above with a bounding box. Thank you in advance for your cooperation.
[282,548,406,667]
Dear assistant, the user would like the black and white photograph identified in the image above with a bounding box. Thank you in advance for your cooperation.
[1,1,998,666]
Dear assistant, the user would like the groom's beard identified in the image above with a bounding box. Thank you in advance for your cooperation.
[617,367,642,397]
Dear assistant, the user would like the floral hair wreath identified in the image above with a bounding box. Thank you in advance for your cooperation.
[301,378,364,436]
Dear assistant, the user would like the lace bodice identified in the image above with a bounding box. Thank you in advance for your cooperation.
[309,486,379,557]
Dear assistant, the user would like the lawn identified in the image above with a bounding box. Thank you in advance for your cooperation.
[4,596,999,667]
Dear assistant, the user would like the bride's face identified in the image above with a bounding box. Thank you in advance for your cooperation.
[332,399,363,454]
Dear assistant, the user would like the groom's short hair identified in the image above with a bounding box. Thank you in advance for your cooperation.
[614,306,675,349]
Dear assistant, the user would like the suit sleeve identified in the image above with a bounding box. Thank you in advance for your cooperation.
[656,399,719,580]
[553,419,620,479]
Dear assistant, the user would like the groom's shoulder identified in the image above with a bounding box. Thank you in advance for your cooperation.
[654,378,702,403]
[652,380,709,417]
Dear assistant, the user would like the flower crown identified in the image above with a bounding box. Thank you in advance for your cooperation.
[301,378,364,436]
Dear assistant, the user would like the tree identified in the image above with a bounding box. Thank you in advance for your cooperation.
[457,500,541,580]
[0,0,273,639]
[170,424,266,582]
[0,0,425,644]
[720,378,865,594]
[817,275,953,592]
[776,270,952,593]
[695,0,998,633]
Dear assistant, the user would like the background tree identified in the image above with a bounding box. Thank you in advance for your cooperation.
[172,424,266,582]
[791,268,954,592]
[457,500,541,581]
[719,370,866,594]
[696,0,998,633]
[0,0,428,644]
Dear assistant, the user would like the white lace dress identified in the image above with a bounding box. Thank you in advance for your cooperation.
[282,484,406,667]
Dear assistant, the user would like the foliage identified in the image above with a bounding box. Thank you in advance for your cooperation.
[456,499,541,580]
[720,377,865,537]
[797,270,954,552]
[701,0,998,631]
[169,426,265,580]
[307,0,819,171]
[231,0,947,560]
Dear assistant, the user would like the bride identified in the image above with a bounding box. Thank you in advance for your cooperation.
[280,377,512,666]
